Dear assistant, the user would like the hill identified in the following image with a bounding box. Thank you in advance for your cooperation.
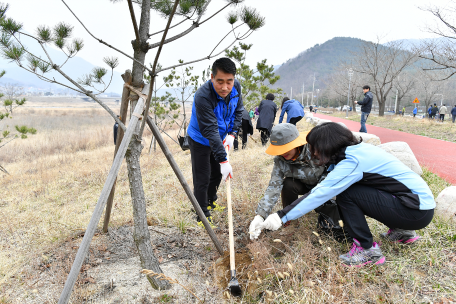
[273,37,367,93]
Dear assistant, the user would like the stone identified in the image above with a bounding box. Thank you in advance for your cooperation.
[352,132,381,146]
[337,122,348,129]
[316,119,332,126]
[435,186,456,222]
[377,141,423,175]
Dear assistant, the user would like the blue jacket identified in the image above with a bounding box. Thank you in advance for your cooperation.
[187,79,243,163]
[279,99,304,123]
[277,143,435,223]
[413,107,417,115]
[451,106,456,115]
[428,106,433,115]
[357,91,373,113]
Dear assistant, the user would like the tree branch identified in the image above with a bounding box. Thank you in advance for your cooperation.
[60,0,152,73]
[139,0,180,138]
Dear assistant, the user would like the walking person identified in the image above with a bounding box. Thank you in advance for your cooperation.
[256,122,435,267]
[279,97,305,125]
[187,58,244,228]
[249,108,255,121]
[452,105,456,123]
[430,103,439,120]
[439,104,448,122]
[248,123,326,239]
[354,85,373,133]
[413,107,417,118]
[256,93,278,146]
[402,107,405,116]
[428,105,433,119]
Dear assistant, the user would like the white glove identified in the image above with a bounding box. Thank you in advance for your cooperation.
[249,215,264,240]
[259,213,282,231]
[223,134,235,151]
[220,161,233,181]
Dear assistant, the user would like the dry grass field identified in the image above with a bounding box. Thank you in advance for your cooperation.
[0,100,455,303]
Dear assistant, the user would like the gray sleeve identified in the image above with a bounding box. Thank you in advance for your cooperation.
[255,157,284,219]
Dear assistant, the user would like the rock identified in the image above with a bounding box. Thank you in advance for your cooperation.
[377,141,423,175]
[352,132,381,146]
[435,186,456,222]
[305,112,314,118]
[309,117,320,126]
[337,122,348,129]
[316,119,332,126]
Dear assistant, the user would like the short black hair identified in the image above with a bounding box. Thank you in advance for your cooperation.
[434,103,437,106]
[443,104,446,106]
[362,85,370,90]
[212,57,236,76]
[266,93,275,101]
[306,122,359,165]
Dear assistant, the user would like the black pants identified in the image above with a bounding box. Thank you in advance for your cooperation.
[440,114,445,121]
[234,119,250,149]
[258,128,270,146]
[281,177,312,208]
[452,114,456,123]
[289,116,303,125]
[337,184,434,249]
[188,137,222,217]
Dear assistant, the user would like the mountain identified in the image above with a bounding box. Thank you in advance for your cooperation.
[273,37,366,93]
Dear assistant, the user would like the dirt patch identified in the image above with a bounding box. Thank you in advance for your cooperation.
[214,249,256,295]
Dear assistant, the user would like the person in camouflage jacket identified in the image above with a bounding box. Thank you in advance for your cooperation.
[249,123,326,239]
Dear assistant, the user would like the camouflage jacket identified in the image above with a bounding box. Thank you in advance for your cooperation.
[255,144,326,219]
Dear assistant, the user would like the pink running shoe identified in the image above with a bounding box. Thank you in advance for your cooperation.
[339,239,386,267]
[380,228,420,244]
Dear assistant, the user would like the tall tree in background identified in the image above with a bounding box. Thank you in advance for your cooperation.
[327,67,366,112]
[348,39,418,116]
[0,0,265,295]
[392,72,416,113]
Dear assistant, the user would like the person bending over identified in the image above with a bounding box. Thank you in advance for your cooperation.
[249,123,326,239]
[256,93,278,146]
[256,122,435,267]
[279,97,305,125]
[187,58,244,228]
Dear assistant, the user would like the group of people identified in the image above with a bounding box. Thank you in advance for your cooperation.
[185,57,435,267]
[428,103,456,122]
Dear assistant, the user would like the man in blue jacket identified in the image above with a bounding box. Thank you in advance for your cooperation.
[354,85,373,133]
[452,104,456,123]
[187,58,244,228]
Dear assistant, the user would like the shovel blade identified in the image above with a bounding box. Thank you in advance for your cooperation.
[228,276,242,297]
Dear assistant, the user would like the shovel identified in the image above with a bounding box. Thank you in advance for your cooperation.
[225,146,242,297]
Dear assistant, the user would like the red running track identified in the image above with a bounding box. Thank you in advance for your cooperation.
[313,113,456,185]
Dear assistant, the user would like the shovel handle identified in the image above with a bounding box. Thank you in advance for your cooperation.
[225,146,236,273]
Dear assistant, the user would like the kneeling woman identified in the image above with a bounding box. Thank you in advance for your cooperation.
[257,122,435,267]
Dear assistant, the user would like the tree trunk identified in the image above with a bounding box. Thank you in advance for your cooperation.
[125,121,171,290]
[124,0,170,290]
[378,99,386,116]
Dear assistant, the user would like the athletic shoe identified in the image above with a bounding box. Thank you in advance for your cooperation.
[197,215,217,229]
[207,201,226,212]
[380,228,420,244]
[339,239,386,267]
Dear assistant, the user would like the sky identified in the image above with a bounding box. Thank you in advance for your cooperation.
[3,0,452,88]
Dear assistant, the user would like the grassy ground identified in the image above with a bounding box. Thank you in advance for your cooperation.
[1,105,455,303]
[324,111,456,142]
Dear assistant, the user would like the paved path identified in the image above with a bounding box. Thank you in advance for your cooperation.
[313,113,456,185]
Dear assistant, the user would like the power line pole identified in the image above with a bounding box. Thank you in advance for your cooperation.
[301,82,304,106]
[311,73,316,105]
[290,87,292,99]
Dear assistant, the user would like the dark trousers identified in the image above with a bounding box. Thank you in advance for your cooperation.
[281,177,312,208]
[452,114,456,123]
[188,137,222,217]
[234,119,250,149]
[440,114,445,121]
[337,184,434,249]
[289,116,303,125]
[258,128,270,146]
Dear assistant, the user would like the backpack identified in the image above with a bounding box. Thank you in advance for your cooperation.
[315,199,353,243]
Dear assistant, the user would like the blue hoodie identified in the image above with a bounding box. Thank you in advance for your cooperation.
[279,99,304,123]
[413,107,417,115]
[277,143,435,223]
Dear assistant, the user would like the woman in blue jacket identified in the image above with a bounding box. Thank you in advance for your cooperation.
[257,122,435,267]
[279,97,305,125]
